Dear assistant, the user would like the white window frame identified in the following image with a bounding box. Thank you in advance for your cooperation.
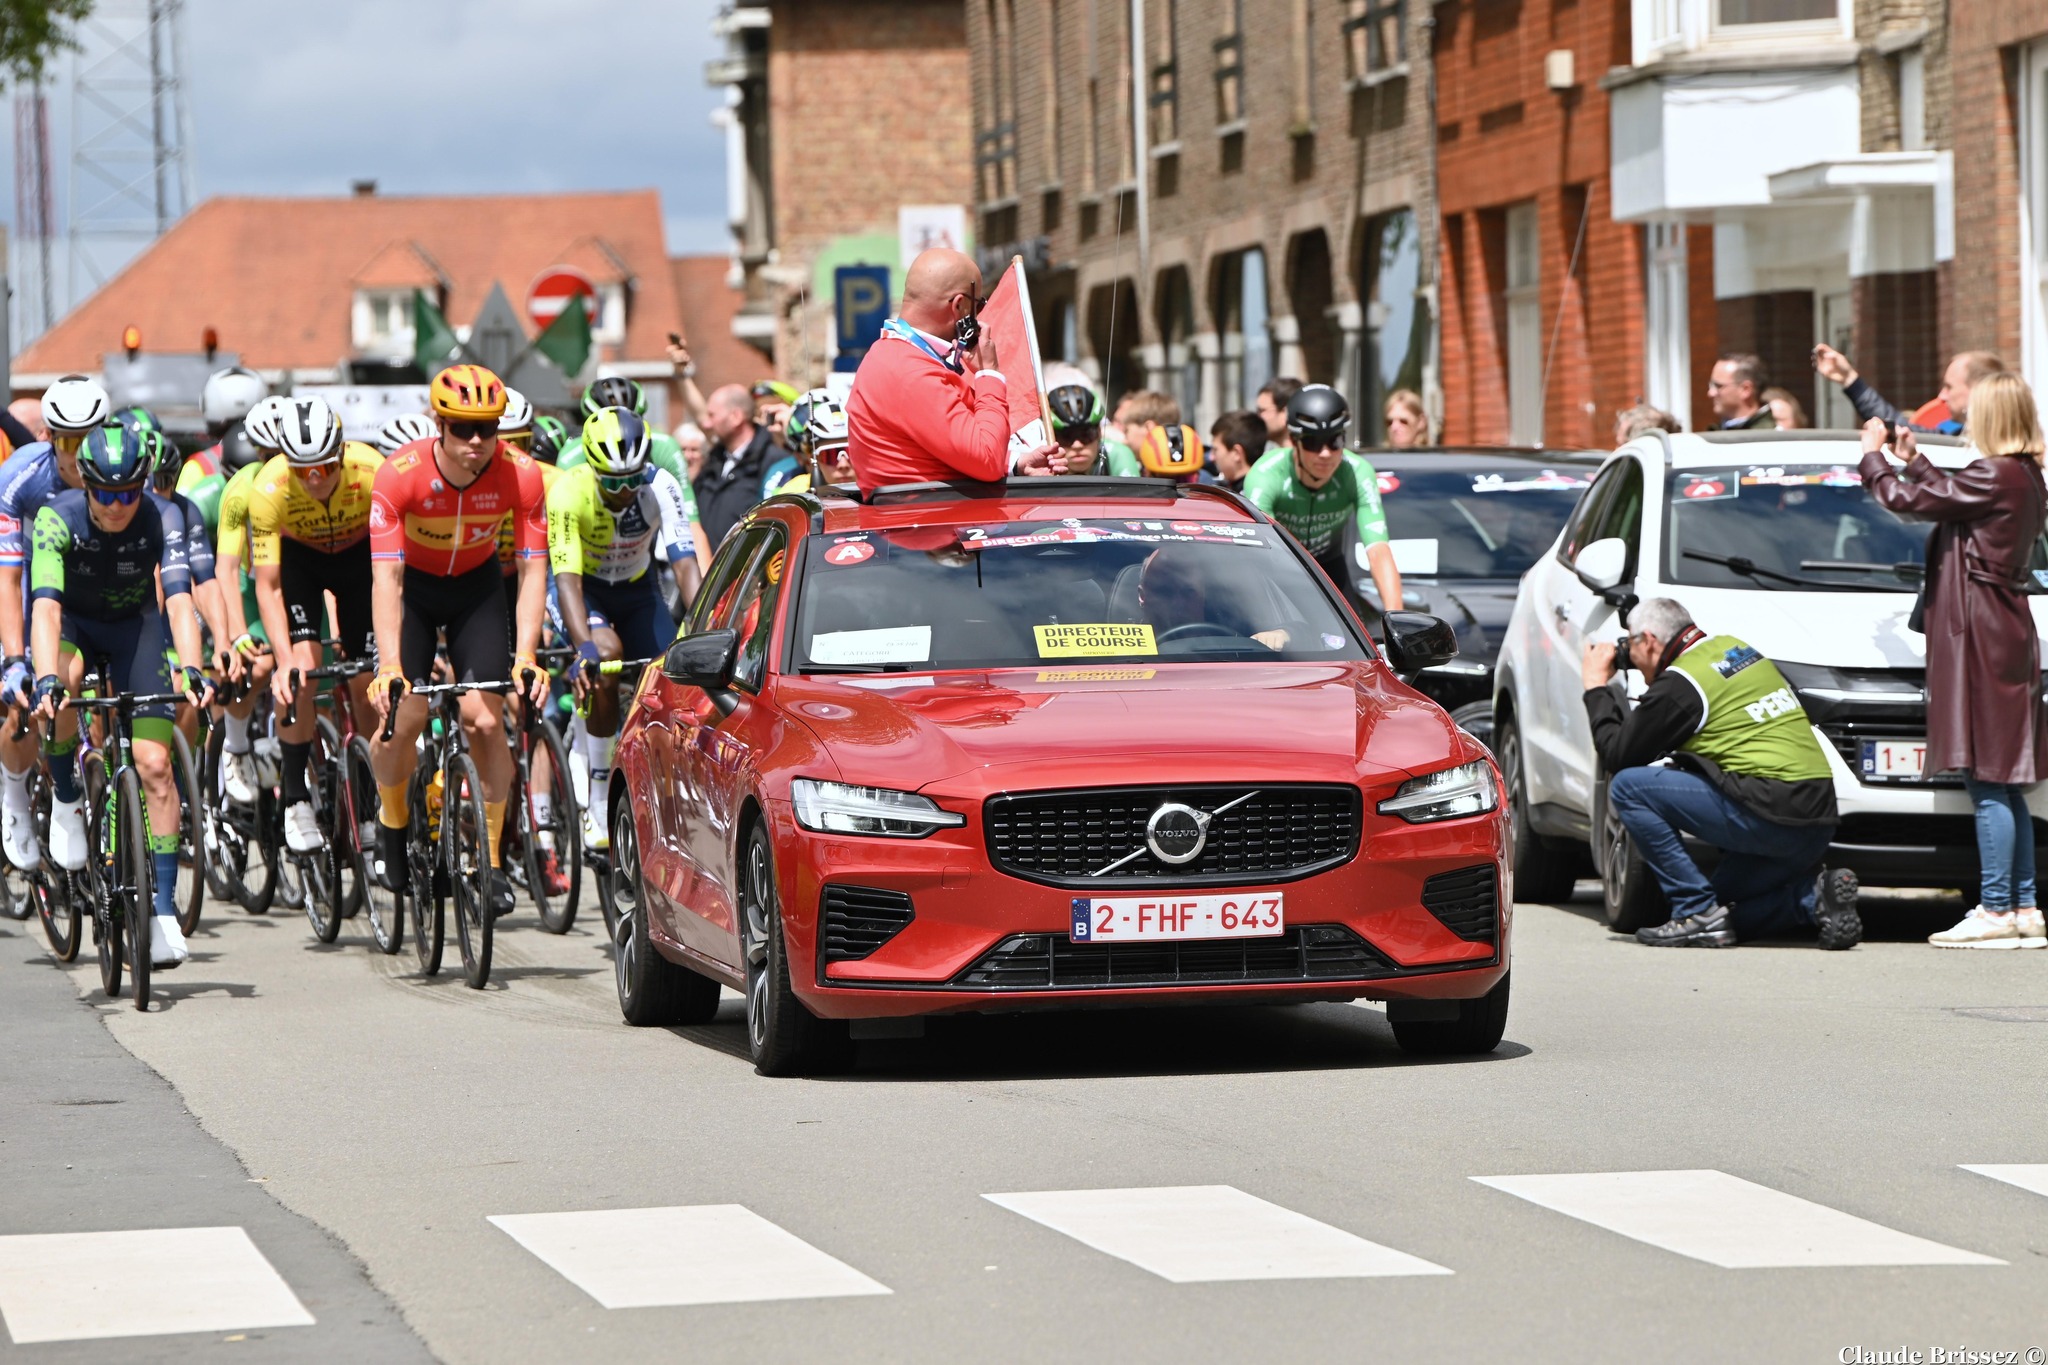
[593,282,628,346]
[1505,201,1544,445]
[2020,40,2048,399]
[352,288,415,355]
[1707,0,1846,43]
[1632,0,1847,65]
[1643,220,1691,430]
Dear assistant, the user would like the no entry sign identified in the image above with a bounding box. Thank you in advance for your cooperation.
[527,267,598,333]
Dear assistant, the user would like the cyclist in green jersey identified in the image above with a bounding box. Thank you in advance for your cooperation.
[557,377,689,484]
[1044,372,1141,476]
[1241,383,1403,623]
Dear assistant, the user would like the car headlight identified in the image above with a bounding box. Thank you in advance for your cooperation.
[1376,761,1499,823]
[790,779,966,838]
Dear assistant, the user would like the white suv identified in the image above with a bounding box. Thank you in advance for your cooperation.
[1491,429,2048,929]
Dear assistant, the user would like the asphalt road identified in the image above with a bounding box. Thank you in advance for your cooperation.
[4,882,2047,1364]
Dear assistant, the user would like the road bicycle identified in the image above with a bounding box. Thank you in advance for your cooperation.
[504,647,581,935]
[284,658,394,949]
[581,656,659,942]
[201,674,302,916]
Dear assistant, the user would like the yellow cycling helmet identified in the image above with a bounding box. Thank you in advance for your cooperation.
[429,364,508,421]
[1137,424,1205,479]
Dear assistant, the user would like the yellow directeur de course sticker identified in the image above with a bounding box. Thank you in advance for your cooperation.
[1036,668,1158,682]
[1032,623,1157,658]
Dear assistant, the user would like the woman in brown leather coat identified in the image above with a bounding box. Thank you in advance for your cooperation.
[1859,372,2048,948]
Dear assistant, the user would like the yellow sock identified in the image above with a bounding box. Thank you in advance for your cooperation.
[484,799,506,869]
[378,783,409,830]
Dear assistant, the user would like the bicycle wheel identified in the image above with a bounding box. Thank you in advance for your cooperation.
[347,737,401,954]
[117,767,151,1012]
[200,724,241,904]
[172,727,205,936]
[300,723,343,945]
[82,754,118,999]
[530,720,581,934]
[443,751,492,989]
[407,761,443,977]
[37,871,81,961]
[0,860,27,920]
[315,716,365,921]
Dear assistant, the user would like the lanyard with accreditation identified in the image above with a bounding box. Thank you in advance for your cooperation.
[881,319,962,374]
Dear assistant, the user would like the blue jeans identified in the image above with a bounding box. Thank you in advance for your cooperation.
[1962,776,2038,911]
[1608,765,1833,937]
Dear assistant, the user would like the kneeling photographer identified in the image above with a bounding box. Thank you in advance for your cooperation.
[1581,598,1861,949]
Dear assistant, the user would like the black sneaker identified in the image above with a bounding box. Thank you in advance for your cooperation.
[1814,867,1862,950]
[487,869,515,921]
[1636,906,1737,947]
[373,823,408,892]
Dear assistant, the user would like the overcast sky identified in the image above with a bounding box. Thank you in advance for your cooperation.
[6,0,732,331]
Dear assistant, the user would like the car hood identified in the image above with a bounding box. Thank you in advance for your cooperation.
[1657,585,2048,670]
[772,663,1465,792]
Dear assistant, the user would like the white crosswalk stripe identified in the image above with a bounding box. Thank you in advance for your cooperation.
[488,1205,892,1308]
[1473,1170,2004,1268]
[1960,1164,2048,1198]
[983,1185,1453,1282]
[0,1227,315,1345]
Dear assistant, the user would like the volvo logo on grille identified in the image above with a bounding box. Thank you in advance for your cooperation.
[1145,803,1209,865]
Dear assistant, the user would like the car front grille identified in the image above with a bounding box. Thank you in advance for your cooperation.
[1421,865,1499,943]
[819,885,915,962]
[950,924,1415,989]
[983,784,1362,888]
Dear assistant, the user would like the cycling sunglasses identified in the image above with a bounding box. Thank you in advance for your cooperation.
[89,484,146,506]
[1054,422,1101,445]
[295,459,342,478]
[446,419,499,442]
[596,472,641,495]
[1295,434,1338,454]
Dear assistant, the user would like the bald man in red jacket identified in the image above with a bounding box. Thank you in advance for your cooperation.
[846,249,1059,493]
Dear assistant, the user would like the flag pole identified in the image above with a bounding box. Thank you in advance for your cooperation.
[1009,255,1054,439]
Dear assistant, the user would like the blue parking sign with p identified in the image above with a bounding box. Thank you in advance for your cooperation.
[835,266,891,371]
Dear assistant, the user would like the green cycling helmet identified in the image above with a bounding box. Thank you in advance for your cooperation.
[79,424,152,489]
[115,407,179,492]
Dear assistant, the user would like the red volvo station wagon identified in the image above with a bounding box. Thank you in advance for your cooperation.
[606,478,1511,1075]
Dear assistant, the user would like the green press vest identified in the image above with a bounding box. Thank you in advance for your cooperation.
[1668,635,1832,783]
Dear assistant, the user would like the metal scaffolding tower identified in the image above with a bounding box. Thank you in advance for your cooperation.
[66,0,194,305]
[13,77,56,342]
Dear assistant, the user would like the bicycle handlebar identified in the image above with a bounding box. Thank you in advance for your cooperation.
[379,679,403,742]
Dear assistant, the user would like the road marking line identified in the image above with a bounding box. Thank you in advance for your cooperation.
[0,1226,315,1345]
[487,1206,891,1308]
[983,1185,1453,1282]
[1473,1170,2004,1268]
[1960,1164,2048,1198]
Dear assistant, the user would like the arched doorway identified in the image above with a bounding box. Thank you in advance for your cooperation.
[1085,278,1142,407]
[1154,265,1199,421]
[1287,229,1337,386]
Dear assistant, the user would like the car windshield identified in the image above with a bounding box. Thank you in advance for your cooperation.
[1662,461,2048,591]
[790,518,1370,672]
[1378,466,1592,579]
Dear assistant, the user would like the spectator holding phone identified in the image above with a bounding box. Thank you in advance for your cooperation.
[1859,375,2048,948]
[1816,344,2004,435]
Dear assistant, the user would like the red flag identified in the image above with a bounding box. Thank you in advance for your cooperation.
[976,257,1052,457]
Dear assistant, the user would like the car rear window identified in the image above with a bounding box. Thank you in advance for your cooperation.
[791,518,1370,672]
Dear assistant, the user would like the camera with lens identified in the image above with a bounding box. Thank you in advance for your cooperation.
[1614,634,1632,672]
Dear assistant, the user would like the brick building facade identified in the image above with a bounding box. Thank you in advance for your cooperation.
[968,0,1438,444]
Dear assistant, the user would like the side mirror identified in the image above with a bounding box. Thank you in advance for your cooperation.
[661,628,739,690]
[1382,611,1459,673]
[1573,537,1629,593]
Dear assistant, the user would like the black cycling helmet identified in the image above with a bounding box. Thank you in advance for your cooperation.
[1047,384,1105,431]
[219,424,264,475]
[531,414,567,465]
[1285,383,1350,448]
[581,376,646,419]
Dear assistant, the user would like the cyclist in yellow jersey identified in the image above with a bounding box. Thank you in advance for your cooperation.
[215,400,286,804]
[248,396,381,850]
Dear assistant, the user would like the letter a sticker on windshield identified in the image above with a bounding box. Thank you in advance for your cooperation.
[1032,623,1158,658]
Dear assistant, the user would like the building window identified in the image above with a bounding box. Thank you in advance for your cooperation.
[353,289,414,355]
[1150,0,1179,146]
[2019,41,2048,396]
[1504,201,1544,445]
[976,0,1020,202]
[1898,48,1926,152]
[594,282,628,347]
[1045,0,1064,180]
[1290,0,1314,127]
[1342,0,1404,81]
[1359,209,1427,443]
[1214,0,1244,125]
[1713,0,1837,29]
[1214,248,1272,408]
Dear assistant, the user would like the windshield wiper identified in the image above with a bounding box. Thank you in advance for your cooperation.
[1799,559,1924,581]
[801,662,918,674]
[1680,549,1859,591]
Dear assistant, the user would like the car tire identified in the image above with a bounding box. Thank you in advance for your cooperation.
[740,823,852,1078]
[1390,973,1511,1056]
[1593,774,1668,933]
[1449,700,1494,754]
[1496,714,1578,901]
[613,802,720,1027]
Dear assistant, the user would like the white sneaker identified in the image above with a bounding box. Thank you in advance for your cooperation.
[222,750,258,805]
[1930,906,2025,949]
[2016,907,2046,949]
[48,797,87,872]
[2,803,40,870]
[582,808,609,852]
[150,915,189,968]
[283,800,322,853]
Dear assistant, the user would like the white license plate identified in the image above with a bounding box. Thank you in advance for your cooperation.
[1860,739,1928,781]
[1069,892,1284,943]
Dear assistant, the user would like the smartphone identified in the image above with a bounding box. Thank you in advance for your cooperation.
[955,311,981,353]
[668,331,684,347]
[1883,419,1898,447]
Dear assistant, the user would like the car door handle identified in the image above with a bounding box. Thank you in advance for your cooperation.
[1553,603,1571,622]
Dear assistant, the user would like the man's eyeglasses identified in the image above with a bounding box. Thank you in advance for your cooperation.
[446,420,498,442]
[89,484,144,507]
[1296,435,1336,454]
[1054,423,1101,446]
[597,473,640,495]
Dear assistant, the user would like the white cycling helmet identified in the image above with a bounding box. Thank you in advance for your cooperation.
[41,375,111,435]
[277,395,344,466]
[243,395,289,453]
[374,412,437,455]
[806,395,849,449]
[500,387,534,435]
[201,367,268,428]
